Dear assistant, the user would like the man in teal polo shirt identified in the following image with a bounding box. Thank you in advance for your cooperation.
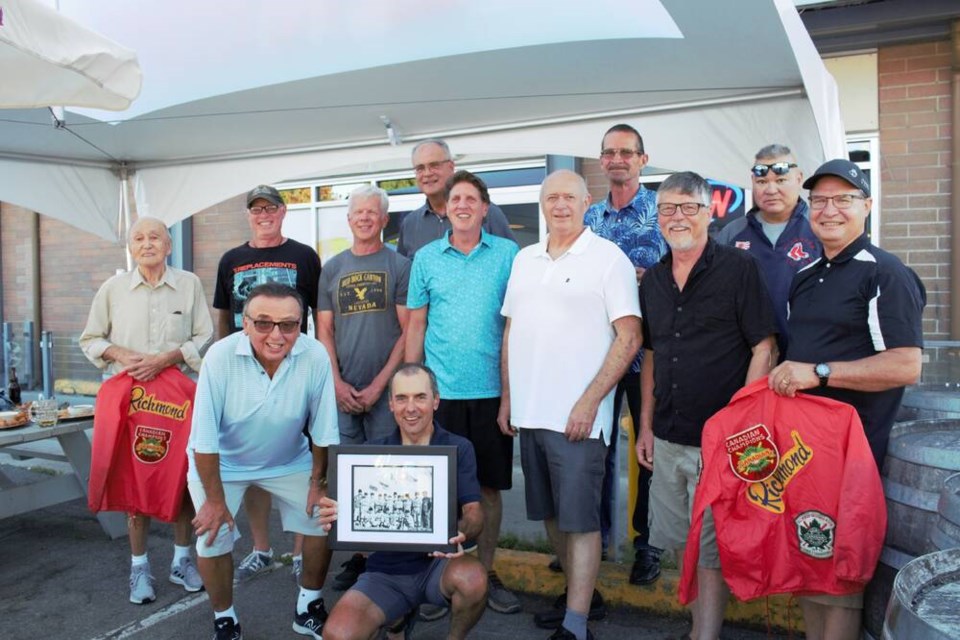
[406,170,520,616]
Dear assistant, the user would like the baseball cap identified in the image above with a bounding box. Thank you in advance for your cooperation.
[802,159,871,197]
[246,185,284,207]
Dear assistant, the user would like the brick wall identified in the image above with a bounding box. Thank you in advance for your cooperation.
[878,40,954,338]
[191,194,249,314]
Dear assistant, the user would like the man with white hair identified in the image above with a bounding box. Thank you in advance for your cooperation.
[80,216,214,604]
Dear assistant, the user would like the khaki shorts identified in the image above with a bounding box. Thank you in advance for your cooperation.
[648,437,720,569]
[798,592,864,609]
[188,470,327,558]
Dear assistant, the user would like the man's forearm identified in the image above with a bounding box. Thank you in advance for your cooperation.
[580,316,642,406]
[404,308,427,363]
[310,445,329,489]
[459,502,483,540]
[640,349,655,433]
[745,336,777,384]
[194,452,226,504]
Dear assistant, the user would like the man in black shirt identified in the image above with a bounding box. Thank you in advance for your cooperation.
[637,172,776,640]
[768,159,925,640]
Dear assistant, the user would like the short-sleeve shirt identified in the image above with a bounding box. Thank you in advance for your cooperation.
[365,424,481,575]
[213,239,322,334]
[585,185,667,373]
[501,228,640,443]
[406,231,518,399]
[317,247,410,387]
[186,331,339,482]
[786,234,926,465]
[640,240,777,447]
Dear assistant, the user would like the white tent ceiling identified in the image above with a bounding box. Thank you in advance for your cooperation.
[0,0,845,242]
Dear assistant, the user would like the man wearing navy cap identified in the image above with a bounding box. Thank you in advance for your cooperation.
[769,158,926,640]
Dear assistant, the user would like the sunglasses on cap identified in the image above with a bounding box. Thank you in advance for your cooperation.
[751,162,797,177]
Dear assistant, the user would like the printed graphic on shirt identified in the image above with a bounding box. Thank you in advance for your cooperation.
[133,425,172,463]
[795,510,835,559]
[230,262,299,327]
[745,430,813,514]
[338,271,388,315]
[725,424,779,482]
[787,242,810,262]
[129,385,191,421]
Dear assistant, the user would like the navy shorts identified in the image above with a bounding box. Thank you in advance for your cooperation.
[352,558,450,623]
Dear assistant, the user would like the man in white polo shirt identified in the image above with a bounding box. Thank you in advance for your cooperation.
[499,170,642,640]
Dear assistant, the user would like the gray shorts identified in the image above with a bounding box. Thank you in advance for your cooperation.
[337,392,395,445]
[519,428,606,533]
[352,558,450,623]
[648,437,720,569]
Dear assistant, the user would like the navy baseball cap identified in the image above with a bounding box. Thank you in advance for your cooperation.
[802,159,871,197]
[246,184,284,207]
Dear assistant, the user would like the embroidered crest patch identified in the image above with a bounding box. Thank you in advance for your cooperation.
[735,240,751,250]
[132,425,172,464]
[725,424,779,482]
[795,510,835,559]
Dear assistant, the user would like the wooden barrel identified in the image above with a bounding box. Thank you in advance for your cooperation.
[929,472,960,551]
[882,548,960,639]
[882,419,960,557]
[897,386,960,422]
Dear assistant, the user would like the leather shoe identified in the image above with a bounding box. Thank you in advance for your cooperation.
[533,589,606,629]
[629,548,661,586]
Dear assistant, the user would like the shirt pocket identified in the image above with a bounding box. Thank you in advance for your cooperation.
[694,297,736,332]
[163,312,189,344]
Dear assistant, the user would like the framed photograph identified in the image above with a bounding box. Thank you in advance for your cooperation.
[328,444,458,553]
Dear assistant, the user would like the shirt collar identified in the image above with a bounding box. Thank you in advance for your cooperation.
[603,184,649,215]
[825,233,870,264]
[441,229,490,253]
[533,226,596,259]
[128,266,175,291]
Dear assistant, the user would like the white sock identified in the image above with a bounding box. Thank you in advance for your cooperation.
[214,606,238,623]
[292,554,302,563]
[131,553,149,567]
[256,547,274,558]
[173,545,191,563]
[297,587,322,614]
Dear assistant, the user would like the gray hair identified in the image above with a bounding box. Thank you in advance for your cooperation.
[411,139,452,162]
[127,216,171,244]
[390,362,440,399]
[755,144,794,162]
[347,184,389,216]
[539,169,589,201]
[656,172,712,206]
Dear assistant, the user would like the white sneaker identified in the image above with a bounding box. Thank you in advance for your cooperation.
[234,549,273,583]
[169,556,204,592]
[129,564,156,604]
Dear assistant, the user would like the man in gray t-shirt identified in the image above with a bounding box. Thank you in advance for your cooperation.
[317,185,411,444]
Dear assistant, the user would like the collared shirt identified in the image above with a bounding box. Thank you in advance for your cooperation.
[585,185,667,373]
[80,266,214,375]
[786,234,926,465]
[187,331,339,482]
[366,423,481,575]
[396,200,517,258]
[407,230,518,399]
[501,227,640,443]
[715,199,821,355]
[640,240,776,447]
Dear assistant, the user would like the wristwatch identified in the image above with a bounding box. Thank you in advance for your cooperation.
[815,362,831,388]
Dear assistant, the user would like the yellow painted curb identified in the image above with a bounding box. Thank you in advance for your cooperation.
[492,549,805,633]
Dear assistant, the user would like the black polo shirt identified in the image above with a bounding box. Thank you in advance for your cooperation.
[640,240,776,447]
[786,234,926,466]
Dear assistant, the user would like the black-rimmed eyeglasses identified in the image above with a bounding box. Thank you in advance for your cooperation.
[657,203,707,217]
[248,205,281,215]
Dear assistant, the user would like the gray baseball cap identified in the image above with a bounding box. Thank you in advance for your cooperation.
[246,184,284,207]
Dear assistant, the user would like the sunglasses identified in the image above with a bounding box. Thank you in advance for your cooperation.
[244,315,300,334]
[751,162,797,177]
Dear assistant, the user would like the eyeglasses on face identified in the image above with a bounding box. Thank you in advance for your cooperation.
[809,194,866,210]
[413,160,451,175]
[751,162,798,177]
[244,315,300,334]
[248,205,281,215]
[600,148,641,160]
[657,202,707,217]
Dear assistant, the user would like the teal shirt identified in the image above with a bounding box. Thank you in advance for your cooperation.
[407,230,518,399]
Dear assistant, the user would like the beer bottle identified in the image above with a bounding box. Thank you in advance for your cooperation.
[8,367,21,405]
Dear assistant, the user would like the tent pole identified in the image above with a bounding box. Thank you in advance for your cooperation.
[119,164,132,271]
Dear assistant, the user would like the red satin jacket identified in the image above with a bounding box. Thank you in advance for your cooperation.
[679,378,885,604]
[88,368,196,522]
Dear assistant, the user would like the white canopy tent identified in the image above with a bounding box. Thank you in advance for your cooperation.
[0,0,845,242]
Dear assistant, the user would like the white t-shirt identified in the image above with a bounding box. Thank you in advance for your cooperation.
[501,228,641,444]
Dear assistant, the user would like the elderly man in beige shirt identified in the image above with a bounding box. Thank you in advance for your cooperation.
[80,216,214,605]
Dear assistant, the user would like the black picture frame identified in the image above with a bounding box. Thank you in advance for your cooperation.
[328,444,458,553]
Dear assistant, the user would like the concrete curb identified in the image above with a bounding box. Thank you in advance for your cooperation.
[492,549,806,633]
